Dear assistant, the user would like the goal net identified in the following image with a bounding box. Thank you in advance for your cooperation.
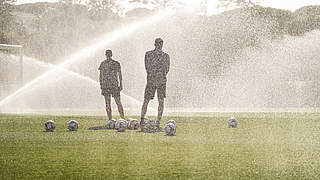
[0,44,23,100]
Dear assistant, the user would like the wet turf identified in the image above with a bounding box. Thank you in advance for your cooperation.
[0,112,320,179]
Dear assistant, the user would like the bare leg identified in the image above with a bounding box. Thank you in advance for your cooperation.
[141,98,150,120]
[114,96,125,119]
[140,98,150,130]
[157,96,164,128]
[104,95,112,120]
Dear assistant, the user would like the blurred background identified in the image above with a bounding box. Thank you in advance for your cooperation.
[1,0,320,112]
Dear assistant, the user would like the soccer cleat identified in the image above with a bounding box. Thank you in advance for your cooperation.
[155,126,163,132]
[140,118,145,132]
[155,120,163,132]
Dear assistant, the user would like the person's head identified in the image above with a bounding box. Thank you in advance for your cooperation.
[154,38,163,50]
[105,49,112,58]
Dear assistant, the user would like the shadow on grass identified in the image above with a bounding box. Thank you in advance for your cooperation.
[88,126,108,130]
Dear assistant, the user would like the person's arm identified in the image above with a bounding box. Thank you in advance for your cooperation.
[118,68,123,91]
[165,54,170,75]
[99,71,103,87]
[98,63,104,89]
[145,52,150,73]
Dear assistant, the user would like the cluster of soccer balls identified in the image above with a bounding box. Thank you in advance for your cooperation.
[106,118,139,132]
[106,117,177,136]
[44,120,79,132]
[141,118,177,136]
[44,117,236,134]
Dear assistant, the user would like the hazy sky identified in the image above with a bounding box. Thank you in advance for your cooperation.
[15,0,320,14]
[260,0,320,11]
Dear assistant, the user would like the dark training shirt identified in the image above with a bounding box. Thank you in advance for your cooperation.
[145,49,170,84]
[99,59,121,89]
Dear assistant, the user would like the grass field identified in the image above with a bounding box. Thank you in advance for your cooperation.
[0,112,320,179]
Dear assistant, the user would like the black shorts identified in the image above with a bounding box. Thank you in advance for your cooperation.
[101,87,120,98]
[144,82,166,100]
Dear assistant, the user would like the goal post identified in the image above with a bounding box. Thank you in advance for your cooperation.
[0,44,23,87]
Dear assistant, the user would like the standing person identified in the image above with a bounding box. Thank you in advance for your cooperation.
[140,38,170,131]
[99,49,125,121]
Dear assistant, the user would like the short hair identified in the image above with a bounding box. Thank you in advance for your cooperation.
[154,38,163,46]
[105,49,112,57]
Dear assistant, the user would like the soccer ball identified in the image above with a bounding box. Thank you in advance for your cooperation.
[166,120,176,127]
[228,117,238,128]
[106,119,116,129]
[127,118,139,130]
[67,120,79,131]
[44,120,56,132]
[115,119,127,132]
[143,118,157,133]
[164,122,176,136]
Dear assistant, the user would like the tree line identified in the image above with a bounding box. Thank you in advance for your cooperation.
[0,0,319,67]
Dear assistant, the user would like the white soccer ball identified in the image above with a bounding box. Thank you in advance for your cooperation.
[228,117,238,128]
[127,118,139,130]
[115,119,127,132]
[164,122,176,136]
[44,120,56,132]
[106,119,116,129]
[67,120,79,131]
[143,118,157,133]
[166,120,176,127]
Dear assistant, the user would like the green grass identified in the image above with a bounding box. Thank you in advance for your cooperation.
[0,112,320,179]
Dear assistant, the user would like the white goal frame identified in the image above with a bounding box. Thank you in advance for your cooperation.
[0,44,24,87]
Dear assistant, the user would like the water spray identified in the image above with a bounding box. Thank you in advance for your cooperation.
[0,9,173,108]
[29,58,144,107]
